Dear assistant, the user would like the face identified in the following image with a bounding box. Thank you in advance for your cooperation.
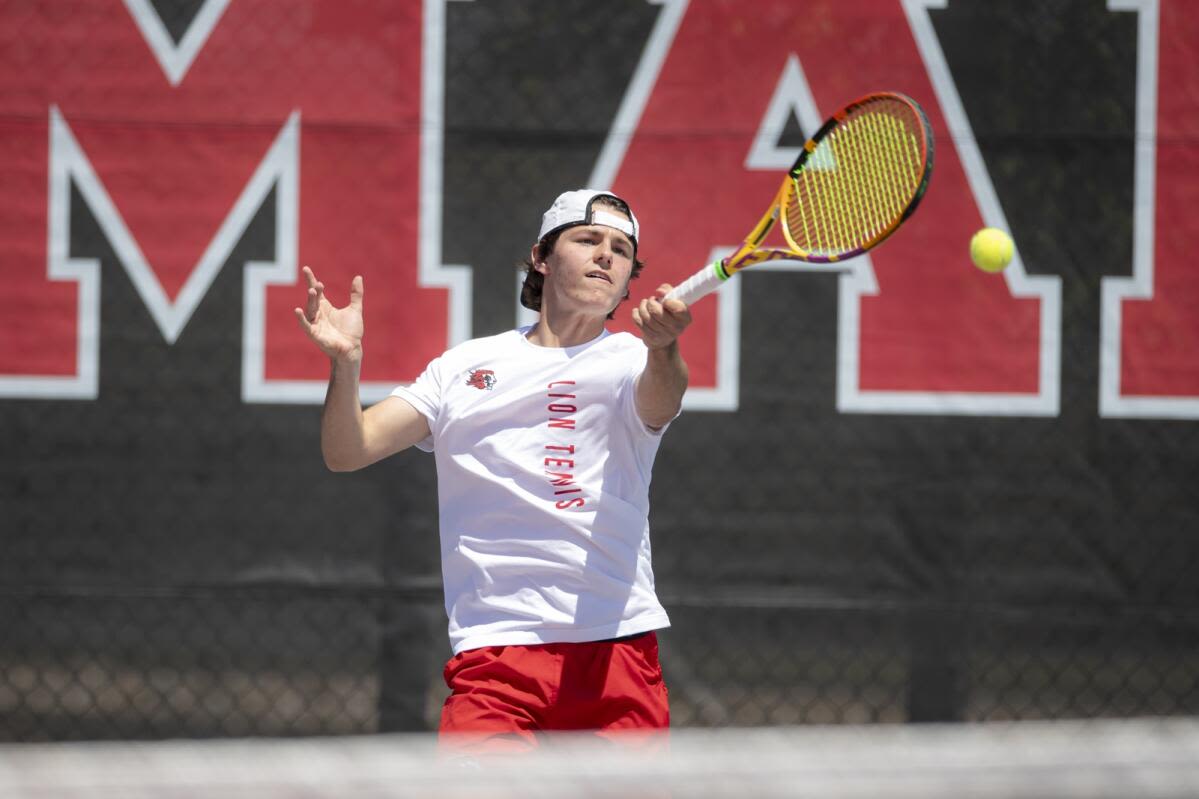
[533,216,636,317]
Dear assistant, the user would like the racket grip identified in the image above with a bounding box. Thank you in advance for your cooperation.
[665,261,728,306]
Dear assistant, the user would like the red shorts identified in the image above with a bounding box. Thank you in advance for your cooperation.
[439,631,669,754]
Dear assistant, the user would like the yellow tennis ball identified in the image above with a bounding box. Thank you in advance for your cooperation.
[970,227,1014,273]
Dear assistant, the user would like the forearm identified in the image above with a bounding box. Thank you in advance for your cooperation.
[636,341,689,430]
[320,358,368,471]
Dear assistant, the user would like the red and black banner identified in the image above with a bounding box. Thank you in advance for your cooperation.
[3,0,1197,737]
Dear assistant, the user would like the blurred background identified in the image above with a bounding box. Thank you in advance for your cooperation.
[2,0,1198,743]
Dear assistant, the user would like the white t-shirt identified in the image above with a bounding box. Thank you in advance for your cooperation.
[391,326,673,654]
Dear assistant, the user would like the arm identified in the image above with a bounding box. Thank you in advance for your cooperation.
[320,362,430,472]
[632,283,692,430]
[295,266,431,471]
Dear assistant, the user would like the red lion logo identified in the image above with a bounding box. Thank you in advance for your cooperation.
[466,369,496,391]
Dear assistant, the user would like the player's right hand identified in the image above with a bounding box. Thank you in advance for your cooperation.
[294,266,365,363]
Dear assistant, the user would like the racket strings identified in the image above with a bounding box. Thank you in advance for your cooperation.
[785,99,926,258]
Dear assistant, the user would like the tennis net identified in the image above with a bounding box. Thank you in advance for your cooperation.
[1,716,1197,798]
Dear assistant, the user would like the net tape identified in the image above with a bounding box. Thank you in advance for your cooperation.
[1,717,1198,799]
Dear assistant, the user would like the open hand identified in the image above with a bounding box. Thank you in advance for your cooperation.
[294,266,364,363]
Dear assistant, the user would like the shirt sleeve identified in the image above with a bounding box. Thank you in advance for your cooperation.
[389,356,442,453]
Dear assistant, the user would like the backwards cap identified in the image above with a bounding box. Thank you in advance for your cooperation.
[538,189,639,249]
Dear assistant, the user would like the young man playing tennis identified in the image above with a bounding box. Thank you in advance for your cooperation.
[295,190,691,752]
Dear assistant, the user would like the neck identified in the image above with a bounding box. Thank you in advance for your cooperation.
[526,304,607,348]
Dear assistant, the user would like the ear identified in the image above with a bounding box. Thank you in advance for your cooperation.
[531,243,549,276]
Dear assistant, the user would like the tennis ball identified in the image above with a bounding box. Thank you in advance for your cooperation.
[969,227,1014,273]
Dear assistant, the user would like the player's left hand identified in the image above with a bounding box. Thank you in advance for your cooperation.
[633,283,692,350]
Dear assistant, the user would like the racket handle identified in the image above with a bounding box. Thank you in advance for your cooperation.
[665,261,729,306]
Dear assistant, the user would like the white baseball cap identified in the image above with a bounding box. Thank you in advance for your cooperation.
[538,189,640,249]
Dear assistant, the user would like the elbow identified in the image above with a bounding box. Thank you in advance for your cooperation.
[645,408,681,431]
[638,396,684,431]
[321,450,361,473]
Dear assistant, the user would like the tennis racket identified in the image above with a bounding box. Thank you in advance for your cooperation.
[666,91,934,305]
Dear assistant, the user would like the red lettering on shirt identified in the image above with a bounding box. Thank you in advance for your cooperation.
[543,379,585,508]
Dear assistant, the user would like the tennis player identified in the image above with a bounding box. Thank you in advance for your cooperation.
[295,190,691,752]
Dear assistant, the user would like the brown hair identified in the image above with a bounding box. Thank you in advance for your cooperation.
[519,197,645,320]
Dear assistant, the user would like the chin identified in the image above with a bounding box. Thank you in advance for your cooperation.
[568,289,618,313]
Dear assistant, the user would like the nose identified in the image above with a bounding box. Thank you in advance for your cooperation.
[595,236,614,267]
